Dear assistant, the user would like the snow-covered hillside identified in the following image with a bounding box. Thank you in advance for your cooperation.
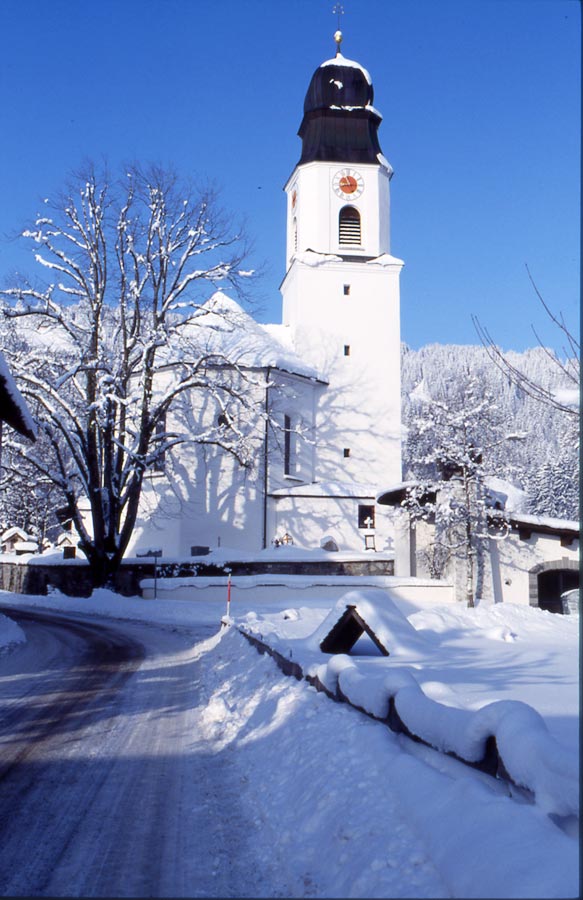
[401,343,579,519]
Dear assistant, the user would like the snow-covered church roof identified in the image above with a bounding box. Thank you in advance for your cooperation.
[192,292,323,381]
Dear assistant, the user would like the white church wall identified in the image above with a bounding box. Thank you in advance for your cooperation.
[270,493,393,555]
[127,370,268,557]
[127,365,326,557]
[129,450,266,557]
[490,530,579,606]
[391,510,579,607]
[266,370,319,492]
[281,257,403,491]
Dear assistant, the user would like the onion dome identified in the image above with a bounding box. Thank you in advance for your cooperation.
[298,48,385,167]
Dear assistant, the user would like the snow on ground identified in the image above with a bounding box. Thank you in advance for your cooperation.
[0,611,26,654]
[0,587,579,898]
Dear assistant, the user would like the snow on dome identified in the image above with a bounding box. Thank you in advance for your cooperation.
[298,50,384,167]
[320,53,373,86]
[306,54,374,113]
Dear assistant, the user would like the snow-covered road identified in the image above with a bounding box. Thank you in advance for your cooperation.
[0,607,289,898]
[0,599,577,898]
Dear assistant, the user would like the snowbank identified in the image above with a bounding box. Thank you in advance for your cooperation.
[0,612,26,653]
[237,589,579,819]
[201,625,579,899]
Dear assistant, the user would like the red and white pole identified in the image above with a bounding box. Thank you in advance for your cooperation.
[226,572,232,618]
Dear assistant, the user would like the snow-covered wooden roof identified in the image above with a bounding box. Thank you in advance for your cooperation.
[506,513,579,540]
[0,351,37,441]
[378,480,579,540]
[1,526,30,542]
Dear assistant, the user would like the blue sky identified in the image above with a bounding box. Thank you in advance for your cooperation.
[0,0,579,351]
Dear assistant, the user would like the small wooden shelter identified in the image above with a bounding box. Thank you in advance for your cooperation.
[319,604,390,656]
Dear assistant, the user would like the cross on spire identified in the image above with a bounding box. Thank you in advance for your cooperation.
[333,3,344,54]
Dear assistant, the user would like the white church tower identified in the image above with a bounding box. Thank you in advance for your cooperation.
[281,32,404,495]
[128,31,405,558]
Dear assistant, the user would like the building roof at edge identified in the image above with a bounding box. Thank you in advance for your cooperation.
[0,350,37,441]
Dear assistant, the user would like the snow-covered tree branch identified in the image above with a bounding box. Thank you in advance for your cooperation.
[472,266,579,418]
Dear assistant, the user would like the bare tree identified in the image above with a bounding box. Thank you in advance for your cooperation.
[472,266,579,417]
[1,163,261,587]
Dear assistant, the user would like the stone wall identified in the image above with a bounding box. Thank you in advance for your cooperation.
[0,559,160,598]
[0,555,395,598]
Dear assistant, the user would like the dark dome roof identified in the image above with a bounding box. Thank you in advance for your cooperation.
[298,53,385,167]
[303,57,374,113]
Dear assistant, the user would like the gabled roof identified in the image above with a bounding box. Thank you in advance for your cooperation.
[0,351,37,441]
[1,526,30,542]
[192,292,323,381]
[319,604,390,656]
[314,589,428,658]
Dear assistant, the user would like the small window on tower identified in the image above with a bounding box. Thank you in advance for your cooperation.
[343,345,351,356]
[284,414,293,475]
[343,448,351,458]
[343,284,351,296]
[339,206,361,245]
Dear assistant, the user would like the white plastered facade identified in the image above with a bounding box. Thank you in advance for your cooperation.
[390,503,579,609]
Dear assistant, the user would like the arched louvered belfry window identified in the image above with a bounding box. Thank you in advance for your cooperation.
[339,206,361,245]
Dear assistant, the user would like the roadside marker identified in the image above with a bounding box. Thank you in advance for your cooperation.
[226,573,232,619]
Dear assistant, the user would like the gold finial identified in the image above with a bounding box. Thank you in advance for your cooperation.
[333,3,344,55]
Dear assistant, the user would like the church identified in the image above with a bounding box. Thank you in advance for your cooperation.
[128,33,404,560]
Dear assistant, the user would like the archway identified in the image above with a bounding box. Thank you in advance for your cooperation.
[528,559,579,613]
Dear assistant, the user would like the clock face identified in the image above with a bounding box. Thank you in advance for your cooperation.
[333,168,364,199]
